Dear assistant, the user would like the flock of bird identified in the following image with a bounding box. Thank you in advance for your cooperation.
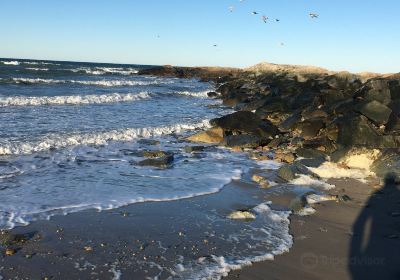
[212,1,319,47]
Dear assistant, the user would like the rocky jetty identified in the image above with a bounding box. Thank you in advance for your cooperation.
[141,62,400,181]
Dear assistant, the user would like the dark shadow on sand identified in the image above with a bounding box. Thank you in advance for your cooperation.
[349,173,400,280]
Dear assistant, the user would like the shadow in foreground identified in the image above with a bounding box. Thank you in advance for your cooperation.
[350,173,400,280]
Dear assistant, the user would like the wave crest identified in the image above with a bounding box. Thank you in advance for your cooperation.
[0,120,211,155]
[0,92,150,107]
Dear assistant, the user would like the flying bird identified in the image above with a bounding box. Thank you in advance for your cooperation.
[309,13,319,18]
[213,44,218,47]
[229,6,234,12]
[262,15,268,23]
[252,11,258,15]
[275,19,280,22]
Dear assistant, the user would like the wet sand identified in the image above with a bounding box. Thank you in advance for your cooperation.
[226,177,400,280]
[0,167,293,280]
[2,166,400,279]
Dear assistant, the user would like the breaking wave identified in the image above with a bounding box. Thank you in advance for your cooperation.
[0,92,150,107]
[1,61,20,66]
[0,120,211,155]
[0,77,171,87]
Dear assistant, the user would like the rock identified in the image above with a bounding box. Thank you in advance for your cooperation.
[227,210,256,220]
[289,196,308,213]
[277,165,297,181]
[187,127,224,144]
[142,150,169,158]
[184,146,205,153]
[210,111,279,138]
[223,135,266,148]
[337,115,379,147]
[295,148,327,159]
[251,175,271,188]
[385,113,400,134]
[137,139,160,146]
[5,248,16,256]
[137,154,174,168]
[297,158,326,168]
[354,78,392,105]
[294,119,325,139]
[207,91,219,98]
[355,100,392,125]
[274,152,296,163]
[0,231,36,246]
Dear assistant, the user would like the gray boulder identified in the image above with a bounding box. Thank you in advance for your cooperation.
[355,100,392,125]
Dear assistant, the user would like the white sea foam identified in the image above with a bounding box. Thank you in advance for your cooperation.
[73,67,139,76]
[0,92,150,107]
[175,203,292,280]
[289,174,335,190]
[0,120,211,155]
[25,67,50,71]
[308,161,374,183]
[5,77,171,87]
[172,90,210,98]
[1,61,20,65]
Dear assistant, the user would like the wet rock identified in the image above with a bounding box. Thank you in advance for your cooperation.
[251,175,271,188]
[142,150,169,158]
[5,248,16,256]
[277,165,297,181]
[187,127,224,144]
[184,146,205,153]
[223,135,266,149]
[289,196,308,213]
[207,91,219,98]
[137,154,174,168]
[227,210,256,220]
[0,231,37,247]
[274,152,296,164]
[137,139,161,146]
[355,100,392,125]
[210,111,279,138]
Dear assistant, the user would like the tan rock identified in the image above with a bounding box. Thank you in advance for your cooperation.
[251,174,271,188]
[5,248,15,256]
[187,127,224,144]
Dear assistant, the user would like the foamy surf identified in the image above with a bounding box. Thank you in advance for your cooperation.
[1,77,172,87]
[173,203,292,280]
[0,120,211,155]
[0,92,150,107]
[1,61,20,65]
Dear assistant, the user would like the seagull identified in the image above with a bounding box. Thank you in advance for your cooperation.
[309,13,319,18]
[262,15,268,23]
[213,44,218,47]
[275,19,280,22]
[229,6,234,12]
[252,11,258,15]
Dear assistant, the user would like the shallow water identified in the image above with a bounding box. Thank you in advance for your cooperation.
[0,59,296,279]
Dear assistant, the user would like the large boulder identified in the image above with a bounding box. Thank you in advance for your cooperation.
[385,113,400,135]
[337,115,379,147]
[137,154,174,168]
[355,100,392,125]
[354,79,392,105]
[223,135,266,148]
[210,111,279,138]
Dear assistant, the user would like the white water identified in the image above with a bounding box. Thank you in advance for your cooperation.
[0,92,150,106]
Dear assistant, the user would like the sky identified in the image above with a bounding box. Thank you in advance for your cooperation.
[0,0,399,73]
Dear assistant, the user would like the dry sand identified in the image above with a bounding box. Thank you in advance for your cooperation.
[226,177,400,280]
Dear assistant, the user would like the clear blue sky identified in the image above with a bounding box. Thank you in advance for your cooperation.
[1,0,399,73]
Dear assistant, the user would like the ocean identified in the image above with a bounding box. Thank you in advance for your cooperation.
[0,58,293,279]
